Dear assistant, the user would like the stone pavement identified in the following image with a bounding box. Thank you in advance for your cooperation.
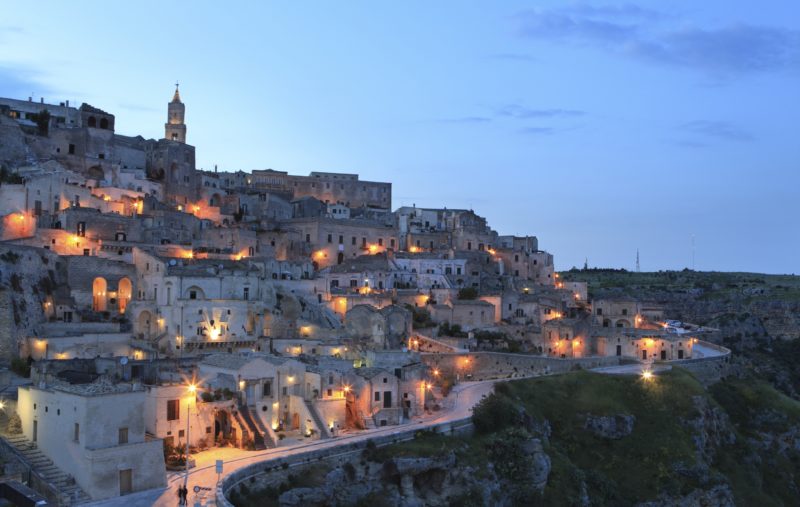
[81,379,496,507]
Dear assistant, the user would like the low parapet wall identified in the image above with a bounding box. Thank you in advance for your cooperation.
[421,351,622,380]
[669,339,732,384]
[217,417,472,506]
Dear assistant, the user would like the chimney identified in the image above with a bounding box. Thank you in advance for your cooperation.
[28,97,32,102]
[66,100,69,107]
[40,97,44,104]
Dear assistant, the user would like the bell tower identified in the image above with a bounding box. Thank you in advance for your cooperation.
[164,82,186,143]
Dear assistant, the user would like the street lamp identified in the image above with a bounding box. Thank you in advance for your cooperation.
[185,383,197,487]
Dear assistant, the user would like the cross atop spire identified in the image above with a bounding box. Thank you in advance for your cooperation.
[172,81,181,103]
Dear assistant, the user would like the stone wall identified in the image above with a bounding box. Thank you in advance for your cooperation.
[421,351,622,381]
[218,417,472,506]
[670,340,732,385]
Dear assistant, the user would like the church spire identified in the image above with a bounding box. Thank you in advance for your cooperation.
[165,83,187,143]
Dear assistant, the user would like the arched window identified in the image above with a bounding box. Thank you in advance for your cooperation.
[117,278,132,314]
[92,277,107,311]
[87,116,97,127]
[99,118,109,129]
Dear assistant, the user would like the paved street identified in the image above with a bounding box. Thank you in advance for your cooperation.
[83,379,496,507]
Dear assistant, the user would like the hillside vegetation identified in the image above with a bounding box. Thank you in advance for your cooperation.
[376,369,800,506]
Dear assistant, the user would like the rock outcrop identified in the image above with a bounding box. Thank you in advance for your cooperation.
[584,413,636,439]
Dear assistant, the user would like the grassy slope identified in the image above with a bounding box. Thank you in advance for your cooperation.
[377,369,800,506]
[559,270,800,303]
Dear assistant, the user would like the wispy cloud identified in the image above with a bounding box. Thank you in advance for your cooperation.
[497,104,585,119]
[0,64,52,99]
[516,5,800,77]
[679,120,754,142]
[433,116,492,124]
[518,126,556,136]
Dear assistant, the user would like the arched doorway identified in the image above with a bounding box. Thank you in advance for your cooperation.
[117,278,132,314]
[337,252,344,264]
[92,277,107,312]
[291,413,300,430]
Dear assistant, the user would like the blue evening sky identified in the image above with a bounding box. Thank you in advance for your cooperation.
[1,1,798,273]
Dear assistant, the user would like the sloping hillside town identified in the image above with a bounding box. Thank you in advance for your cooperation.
[0,90,729,505]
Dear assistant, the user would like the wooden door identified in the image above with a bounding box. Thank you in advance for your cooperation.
[119,469,133,495]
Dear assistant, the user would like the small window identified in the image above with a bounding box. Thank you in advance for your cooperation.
[166,399,180,421]
[118,427,129,444]
[374,391,380,401]
[74,423,80,442]
[189,291,197,300]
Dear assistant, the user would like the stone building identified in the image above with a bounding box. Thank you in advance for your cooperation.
[344,304,412,350]
[16,381,166,500]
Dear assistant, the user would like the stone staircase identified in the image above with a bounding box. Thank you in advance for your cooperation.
[237,404,267,450]
[304,400,330,439]
[2,433,91,505]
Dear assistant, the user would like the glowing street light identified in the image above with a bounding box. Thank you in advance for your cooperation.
[184,382,197,486]
[641,370,653,381]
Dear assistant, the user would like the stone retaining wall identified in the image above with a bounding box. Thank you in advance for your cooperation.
[669,339,732,384]
[421,351,622,381]
[217,417,472,506]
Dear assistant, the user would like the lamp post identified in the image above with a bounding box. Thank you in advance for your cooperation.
[185,383,196,487]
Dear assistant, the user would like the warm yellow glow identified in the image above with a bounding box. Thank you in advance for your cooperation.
[554,273,559,278]
[523,287,529,294]
[292,346,302,355]
[287,375,295,383]
[300,326,312,336]
[574,293,580,300]
[0,400,5,410]
[193,205,200,213]
[103,195,111,202]
[313,250,326,260]
[343,385,351,393]
[641,370,653,381]
[177,205,183,211]
[238,380,245,390]
[409,245,421,253]
[187,384,197,393]
[337,297,347,308]
[209,328,220,340]
[181,250,194,259]
[433,369,440,376]
[368,244,379,254]
[573,339,580,346]
[425,382,432,390]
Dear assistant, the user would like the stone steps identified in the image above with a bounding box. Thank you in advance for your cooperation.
[1,433,92,504]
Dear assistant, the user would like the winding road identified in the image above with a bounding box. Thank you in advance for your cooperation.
[83,379,497,507]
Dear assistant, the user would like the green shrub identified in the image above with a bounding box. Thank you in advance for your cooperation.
[471,392,520,434]
[457,287,478,300]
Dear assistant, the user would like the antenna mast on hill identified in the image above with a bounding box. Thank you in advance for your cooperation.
[636,249,640,272]
[691,234,696,270]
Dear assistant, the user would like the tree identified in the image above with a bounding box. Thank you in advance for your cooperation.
[457,287,478,300]
[472,392,520,434]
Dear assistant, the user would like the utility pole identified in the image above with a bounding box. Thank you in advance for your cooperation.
[636,249,640,273]
[691,235,696,270]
